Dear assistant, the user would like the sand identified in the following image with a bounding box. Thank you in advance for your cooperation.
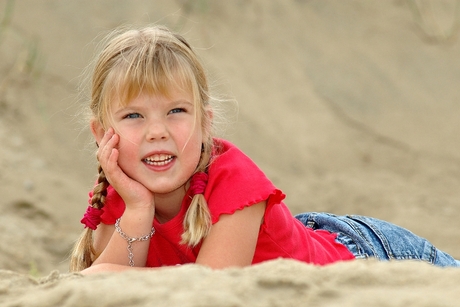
[1,0,460,306]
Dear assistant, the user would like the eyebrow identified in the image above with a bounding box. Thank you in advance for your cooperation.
[169,100,195,110]
[112,103,140,115]
[113,98,194,113]
[172,99,194,105]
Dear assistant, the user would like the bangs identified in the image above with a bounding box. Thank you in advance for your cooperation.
[105,46,198,109]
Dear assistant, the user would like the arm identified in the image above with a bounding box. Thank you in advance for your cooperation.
[81,208,155,275]
[84,200,266,274]
[85,127,156,273]
[91,208,155,266]
[195,200,266,269]
[81,215,155,275]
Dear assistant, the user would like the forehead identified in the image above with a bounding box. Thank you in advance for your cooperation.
[111,71,196,106]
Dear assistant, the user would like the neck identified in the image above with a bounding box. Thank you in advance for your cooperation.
[153,183,189,223]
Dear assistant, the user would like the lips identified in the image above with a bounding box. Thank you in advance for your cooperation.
[143,154,175,166]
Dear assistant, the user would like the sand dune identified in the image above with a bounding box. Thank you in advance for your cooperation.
[2,259,460,306]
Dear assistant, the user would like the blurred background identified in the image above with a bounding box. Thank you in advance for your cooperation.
[1,0,459,275]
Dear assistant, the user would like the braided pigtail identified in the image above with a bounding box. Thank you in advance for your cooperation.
[181,142,213,247]
[69,165,109,271]
[90,165,110,211]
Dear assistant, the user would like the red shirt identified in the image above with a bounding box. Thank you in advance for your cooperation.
[95,138,354,266]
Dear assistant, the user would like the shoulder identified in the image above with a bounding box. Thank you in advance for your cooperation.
[208,138,267,182]
[205,138,285,223]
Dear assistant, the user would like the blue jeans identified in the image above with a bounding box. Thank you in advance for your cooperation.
[295,212,460,267]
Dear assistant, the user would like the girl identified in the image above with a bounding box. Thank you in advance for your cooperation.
[70,25,459,274]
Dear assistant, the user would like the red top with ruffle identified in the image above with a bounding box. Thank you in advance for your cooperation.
[95,138,355,266]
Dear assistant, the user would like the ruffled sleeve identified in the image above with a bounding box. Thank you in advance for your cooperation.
[205,139,285,224]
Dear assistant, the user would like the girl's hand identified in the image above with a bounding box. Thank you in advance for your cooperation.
[97,127,154,211]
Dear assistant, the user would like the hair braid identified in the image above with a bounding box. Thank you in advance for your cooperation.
[91,165,110,210]
[180,141,213,247]
[69,164,110,271]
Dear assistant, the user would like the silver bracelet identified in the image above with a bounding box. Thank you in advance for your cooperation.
[114,218,156,267]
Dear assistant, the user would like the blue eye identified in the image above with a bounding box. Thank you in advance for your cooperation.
[125,113,142,119]
[169,108,186,114]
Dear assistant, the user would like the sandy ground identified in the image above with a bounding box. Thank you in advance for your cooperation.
[1,0,460,306]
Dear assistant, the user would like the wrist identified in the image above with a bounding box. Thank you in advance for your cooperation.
[118,207,155,237]
[122,205,155,220]
[123,197,155,213]
[114,217,155,267]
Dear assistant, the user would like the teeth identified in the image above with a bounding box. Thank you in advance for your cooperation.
[144,154,174,166]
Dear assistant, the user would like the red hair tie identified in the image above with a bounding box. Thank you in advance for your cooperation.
[80,205,103,230]
[189,172,208,196]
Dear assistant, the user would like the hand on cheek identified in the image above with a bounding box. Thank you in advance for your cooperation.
[97,128,155,211]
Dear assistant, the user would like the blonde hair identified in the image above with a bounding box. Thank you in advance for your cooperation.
[70,25,214,272]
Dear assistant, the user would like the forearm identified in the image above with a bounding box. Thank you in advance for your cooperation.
[92,207,155,267]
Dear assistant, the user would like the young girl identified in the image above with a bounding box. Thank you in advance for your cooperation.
[70,25,459,274]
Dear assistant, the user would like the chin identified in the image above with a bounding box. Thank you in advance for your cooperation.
[149,182,187,195]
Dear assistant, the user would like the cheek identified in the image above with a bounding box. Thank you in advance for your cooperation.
[179,131,203,164]
[184,145,203,176]
[116,136,140,164]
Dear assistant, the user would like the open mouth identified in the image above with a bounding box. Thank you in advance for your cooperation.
[143,154,175,166]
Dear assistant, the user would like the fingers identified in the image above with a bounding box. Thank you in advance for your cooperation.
[96,128,121,182]
[97,128,117,163]
[96,129,128,189]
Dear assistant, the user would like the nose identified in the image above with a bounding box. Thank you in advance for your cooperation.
[146,119,169,141]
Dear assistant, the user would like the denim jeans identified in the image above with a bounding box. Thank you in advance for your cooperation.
[295,212,460,267]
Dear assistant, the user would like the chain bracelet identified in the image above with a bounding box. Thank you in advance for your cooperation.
[114,218,156,267]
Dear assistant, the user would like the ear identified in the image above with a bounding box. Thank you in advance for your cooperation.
[90,119,105,146]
